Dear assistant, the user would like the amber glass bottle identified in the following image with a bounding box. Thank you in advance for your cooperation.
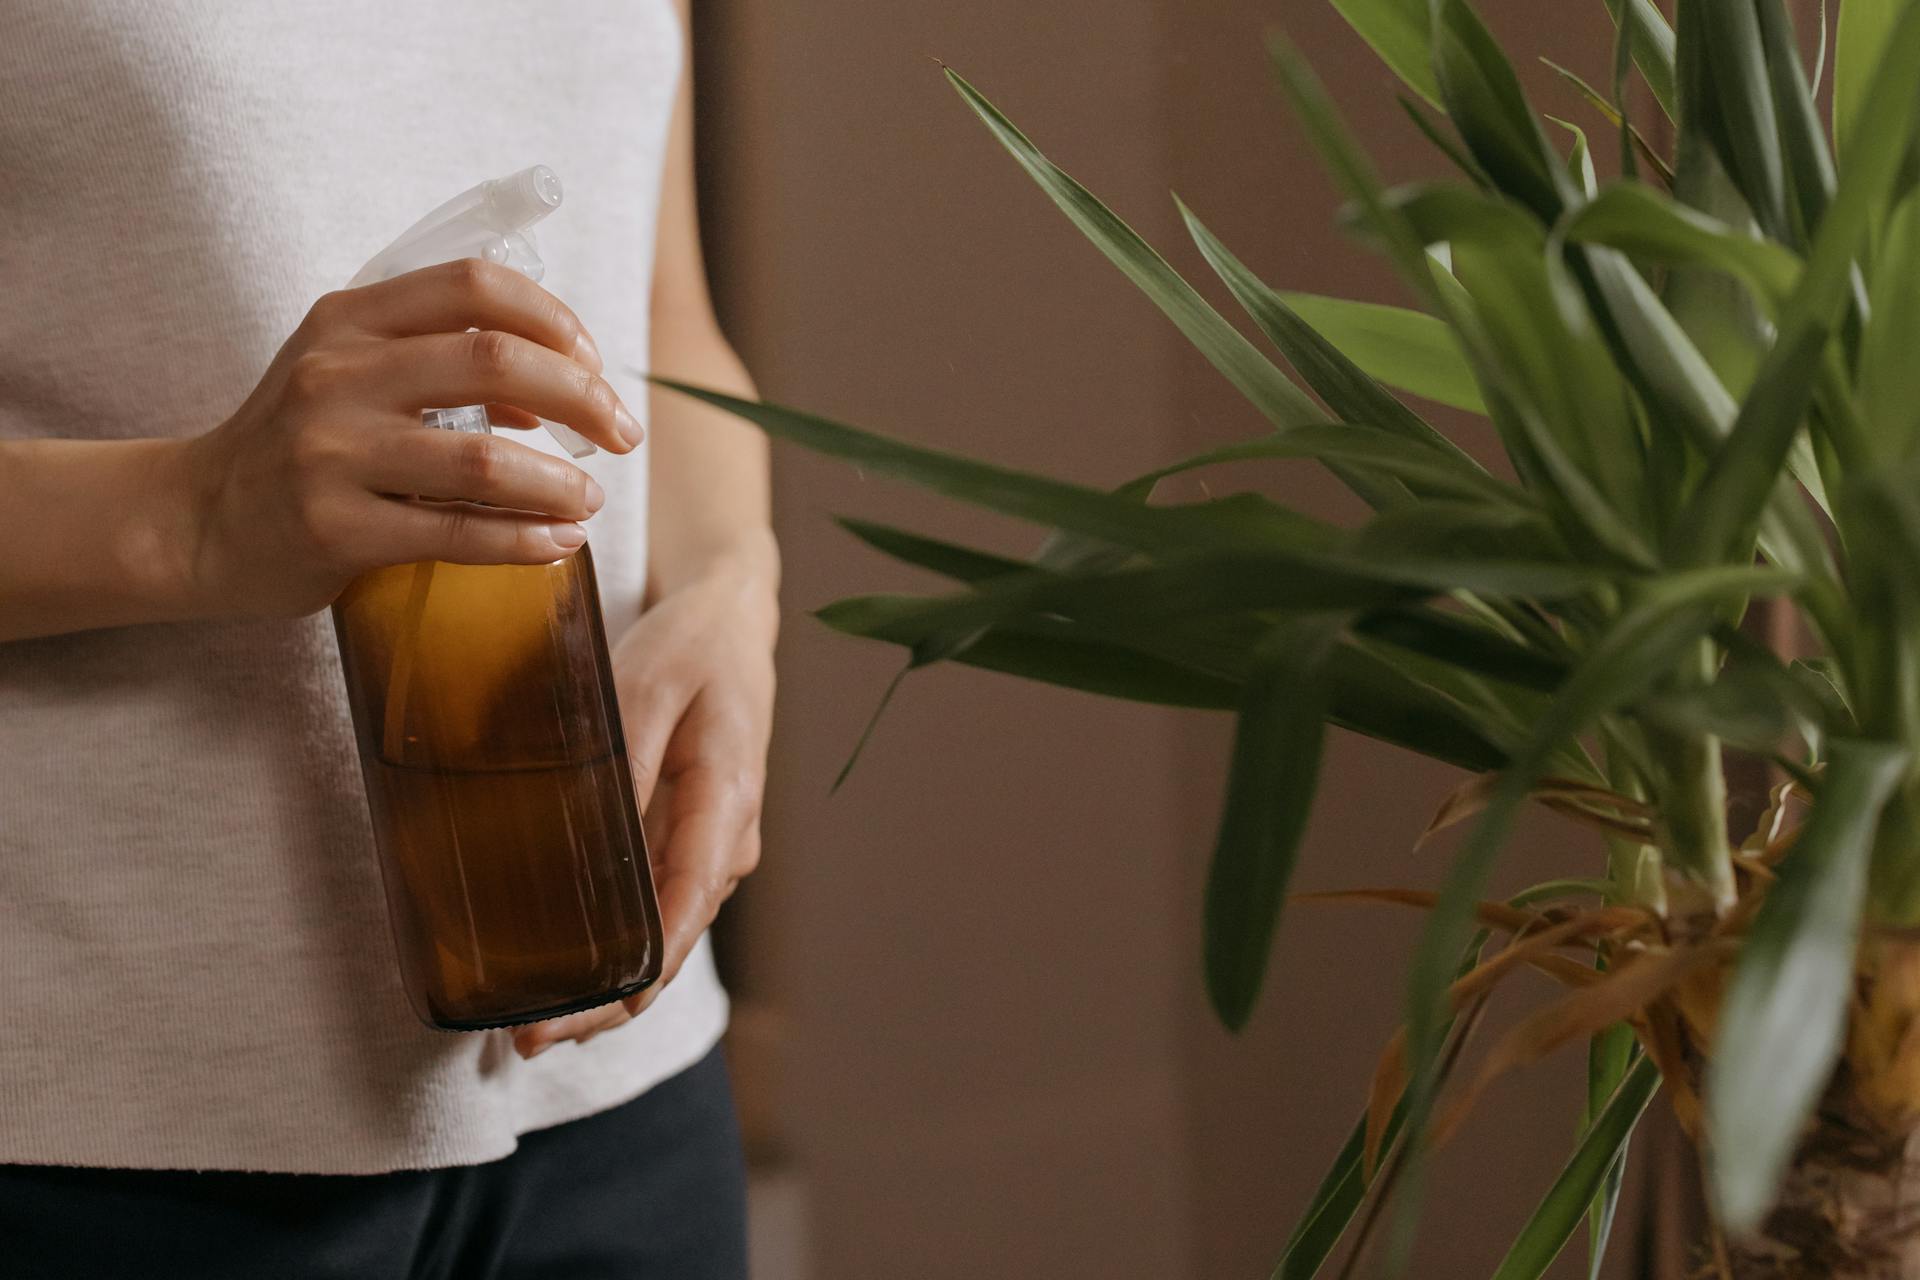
[331,544,662,1030]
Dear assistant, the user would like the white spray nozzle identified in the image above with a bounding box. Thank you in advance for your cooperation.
[353,165,595,459]
[486,165,563,228]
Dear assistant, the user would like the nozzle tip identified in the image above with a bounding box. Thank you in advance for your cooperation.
[487,165,564,231]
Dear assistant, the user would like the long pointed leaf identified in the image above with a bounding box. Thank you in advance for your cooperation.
[650,379,1336,556]
[945,70,1322,433]
[1604,0,1678,121]
[1562,183,1800,311]
[1205,618,1345,1028]
[1391,565,1796,1266]
[1489,1055,1662,1280]
[1431,0,1574,222]
[1330,0,1442,109]
[1707,739,1910,1231]
[1674,0,1920,565]
[1835,0,1908,168]
[1270,292,1485,416]
[1176,200,1483,441]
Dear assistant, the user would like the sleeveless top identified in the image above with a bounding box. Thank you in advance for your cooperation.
[0,0,729,1173]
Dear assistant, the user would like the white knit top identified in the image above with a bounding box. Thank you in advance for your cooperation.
[0,0,728,1173]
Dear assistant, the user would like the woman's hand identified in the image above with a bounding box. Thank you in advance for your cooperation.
[512,540,779,1058]
[179,258,645,618]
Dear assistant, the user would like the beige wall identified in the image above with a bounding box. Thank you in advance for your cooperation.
[698,1,1641,1275]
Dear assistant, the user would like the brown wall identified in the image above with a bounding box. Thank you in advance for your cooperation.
[698,1,1642,1276]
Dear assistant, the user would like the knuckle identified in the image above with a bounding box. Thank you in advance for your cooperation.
[717,767,765,820]
[467,329,517,380]
[293,490,342,555]
[453,433,504,490]
[439,505,479,556]
[563,463,592,511]
[287,425,343,481]
[446,256,500,300]
[583,375,617,422]
[301,289,351,333]
[286,350,349,400]
[540,296,582,347]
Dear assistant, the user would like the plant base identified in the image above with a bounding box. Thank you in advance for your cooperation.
[1722,1069,1920,1280]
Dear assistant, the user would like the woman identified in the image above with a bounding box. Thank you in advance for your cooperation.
[0,1,775,1276]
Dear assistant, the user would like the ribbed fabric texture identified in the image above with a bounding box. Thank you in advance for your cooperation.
[0,0,729,1173]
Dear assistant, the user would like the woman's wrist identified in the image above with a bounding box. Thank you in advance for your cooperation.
[645,525,780,629]
[132,435,223,620]
[0,436,217,640]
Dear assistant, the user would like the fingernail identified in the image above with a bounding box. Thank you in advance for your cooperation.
[583,477,605,514]
[550,522,587,550]
[613,402,644,449]
[522,1040,552,1059]
[572,332,604,373]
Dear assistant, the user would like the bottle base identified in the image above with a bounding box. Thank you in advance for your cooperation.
[424,973,660,1033]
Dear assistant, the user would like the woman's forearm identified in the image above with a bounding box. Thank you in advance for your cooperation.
[0,436,207,642]
[644,322,777,605]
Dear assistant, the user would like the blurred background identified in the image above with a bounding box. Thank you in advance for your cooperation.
[676,0,1822,1274]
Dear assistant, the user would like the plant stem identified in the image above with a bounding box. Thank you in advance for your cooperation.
[1647,640,1736,913]
[1603,730,1668,912]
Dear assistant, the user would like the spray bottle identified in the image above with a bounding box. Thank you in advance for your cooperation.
[330,166,664,1031]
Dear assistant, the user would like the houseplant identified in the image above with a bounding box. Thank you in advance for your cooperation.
[660,0,1920,1274]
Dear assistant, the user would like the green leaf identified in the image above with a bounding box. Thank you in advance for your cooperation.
[1548,116,1599,198]
[1390,186,1653,551]
[1604,0,1679,121]
[835,516,1026,583]
[1330,0,1442,109]
[1682,0,1791,242]
[1176,200,1481,449]
[1269,34,1448,305]
[1673,0,1920,565]
[1205,617,1346,1028]
[650,379,1336,557]
[1324,643,1518,772]
[1356,606,1569,693]
[1707,739,1911,1231]
[1399,95,1493,188]
[1431,0,1574,222]
[1858,191,1920,456]
[1270,926,1500,1280]
[1561,183,1801,311]
[945,70,1323,433]
[1489,1055,1661,1280]
[1835,0,1907,168]
[1755,0,1836,243]
[1583,1025,1637,1280]
[947,619,1243,711]
[1538,57,1675,185]
[1271,1105,1386,1280]
[1128,427,1522,510]
[814,547,1610,650]
[1391,564,1796,1266]
[1270,291,1487,415]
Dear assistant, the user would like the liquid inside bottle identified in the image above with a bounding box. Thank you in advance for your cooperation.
[332,544,662,1029]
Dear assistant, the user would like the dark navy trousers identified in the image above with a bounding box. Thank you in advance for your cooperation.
[0,1044,749,1279]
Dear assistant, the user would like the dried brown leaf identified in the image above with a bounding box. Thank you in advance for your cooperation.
[1430,944,1722,1147]
[1418,774,1656,848]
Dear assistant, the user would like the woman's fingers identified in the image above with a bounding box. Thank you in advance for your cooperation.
[367,331,642,453]
[380,498,587,566]
[364,426,603,520]
[620,684,685,814]
[484,404,543,431]
[626,763,761,1015]
[328,259,603,372]
[513,1002,633,1059]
